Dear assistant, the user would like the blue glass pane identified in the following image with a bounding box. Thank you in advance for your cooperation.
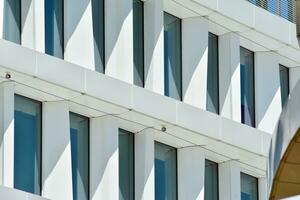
[164,12,182,100]
[3,0,21,44]
[45,0,64,58]
[204,160,219,200]
[240,47,255,127]
[119,129,134,200]
[155,142,177,200]
[14,95,41,195]
[279,65,289,107]
[133,0,144,87]
[207,33,219,114]
[241,173,258,200]
[70,113,89,200]
[92,0,105,73]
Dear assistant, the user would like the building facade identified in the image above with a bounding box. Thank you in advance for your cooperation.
[0,0,299,199]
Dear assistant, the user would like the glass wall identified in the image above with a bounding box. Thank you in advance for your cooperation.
[133,0,144,87]
[164,12,182,100]
[3,0,21,44]
[92,0,105,73]
[207,33,219,114]
[70,113,89,200]
[240,47,255,127]
[155,142,177,200]
[45,0,64,58]
[241,173,258,200]
[204,160,219,200]
[279,65,289,107]
[119,129,134,200]
[14,95,41,195]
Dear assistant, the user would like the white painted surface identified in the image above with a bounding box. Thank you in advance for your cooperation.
[135,129,155,200]
[0,81,14,188]
[21,0,34,49]
[105,0,134,84]
[42,102,73,200]
[178,147,205,200]
[182,17,208,110]
[90,116,119,200]
[144,0,164,94]
[219,160,241,200]
[0,0,4,39]
[259,177,267,200]
[255,52,282,133]
[0,186,49,200]
[33,0,45,53]
[219,33,241,123]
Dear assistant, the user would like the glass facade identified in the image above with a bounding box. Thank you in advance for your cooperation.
[92,0,105,73]
[241,173,258,200]
[164,12,182,100]
[279,65,289,107]
[133,0,144,87]
[119,129,134,200]
[3,0,21,44]
[240,47,255,127]
[45,0,64,58]
[207,33,219,114]
[14,95,41,195]
[155,142,177,200]
[204,160,219,200]
[70,113,89,200]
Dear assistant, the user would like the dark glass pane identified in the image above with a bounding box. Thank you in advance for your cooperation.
[3,0,21,44]
[70,113,89,200]
[92,0,105,73]
[240,47,255,127]
[45,0,64,58]
[241,173,258,200]
[14,95,41,195]
[155,142,177,200]
[205,160,219,200]
[279,65,289,107]
[207,33,219,114]
[133,0,144,87]
[119,129,134,200]
[164,12,182,100]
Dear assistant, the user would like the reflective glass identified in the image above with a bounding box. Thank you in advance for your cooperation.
[204,160,219,200]
[279,65,289,107]
[241,173,258,200]
[14,95,41,195]
[70,113,89,200]
[3,0,21,44]
[155,142,177,200]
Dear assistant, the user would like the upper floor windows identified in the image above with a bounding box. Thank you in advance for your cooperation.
[240,47,255,127]
[14,95,42,195]
[69,112,89,200]
[204,159,219,200]
[133,0,144,87]
[3,0,21,44]
[279,64,289,107]
[207,33,219,114]
[155,142,177,200]
[164,12,182,101]
[119,129,135,200]
[241,173,258,200]
[45,0,64,58]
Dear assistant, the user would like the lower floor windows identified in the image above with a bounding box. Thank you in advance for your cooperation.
[205,159,219,200]
[69,112,89,200]
[155,142,177,200]
[241,173,258,200]
[14,95,42,195]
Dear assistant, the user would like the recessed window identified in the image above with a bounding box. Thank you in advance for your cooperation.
[69,113,89,200]
[14,95,42,195]
[207,33,219,114]
[119,129,134,200]
[45,0,64,58]
[240,47,255,127]
[279,65,289,107]
[164,12,182,100]
[91,0,105,73]
[133,0,144,87]
[241,173,258,200]
[3,0,21,44]
[205,159,219,200]
[155,142,177,200]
